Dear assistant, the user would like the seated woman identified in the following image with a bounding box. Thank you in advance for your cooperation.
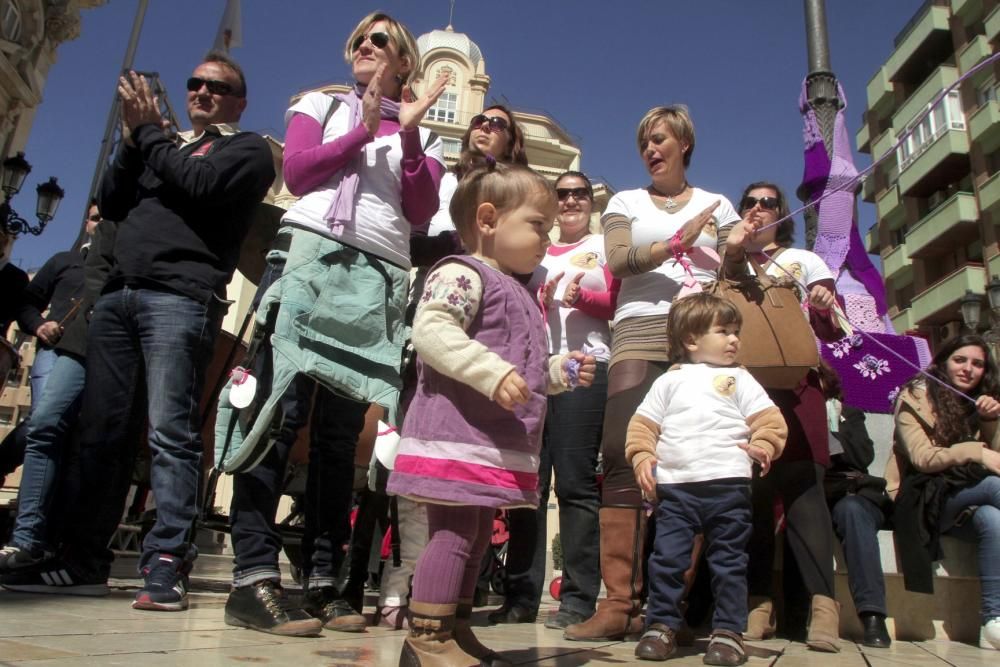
[888,334,1000,651]
[818,362,893,648]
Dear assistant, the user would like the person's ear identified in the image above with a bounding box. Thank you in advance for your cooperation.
[476,202,497,237]
[683,334,699,353]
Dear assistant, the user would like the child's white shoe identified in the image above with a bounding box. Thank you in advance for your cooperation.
[376,605,409,630]
[980,617,1000,650]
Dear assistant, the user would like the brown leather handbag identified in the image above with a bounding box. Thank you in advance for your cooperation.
[707,249,819,389]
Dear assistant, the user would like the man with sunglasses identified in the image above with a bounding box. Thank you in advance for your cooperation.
[0,52,274,611]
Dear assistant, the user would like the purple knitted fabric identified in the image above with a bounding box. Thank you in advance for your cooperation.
[798,80,888,320]
[821,332,932,413]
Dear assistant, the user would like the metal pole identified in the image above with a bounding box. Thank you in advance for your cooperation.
[76,0,148,247]
[804,0,831,74]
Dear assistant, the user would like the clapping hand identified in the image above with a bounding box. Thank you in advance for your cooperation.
[676,200,721,249]
[362,64,386,137]
[561,273,586,307]
[399,72,449,131]
[118,71,164,137]
[540,271,563,309]
[726,203,763,253]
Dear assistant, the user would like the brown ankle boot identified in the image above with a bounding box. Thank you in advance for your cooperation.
[399,602,482,667]
[564,506,645,642]
[806,594,840,653]
[455,600,511,667]
[744,596,775,640]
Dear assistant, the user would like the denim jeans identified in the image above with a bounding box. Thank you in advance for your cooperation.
[12,351,86,550]
[230,374,366,589]
[29,347,58,414]
[830,494,888,616]
[504,363,606,616]
[62,286,222,578]
[940,475,1000,623]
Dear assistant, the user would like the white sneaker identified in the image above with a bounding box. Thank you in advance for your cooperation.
[981,617,1000,650]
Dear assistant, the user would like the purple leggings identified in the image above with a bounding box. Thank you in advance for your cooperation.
[411,504,494,605]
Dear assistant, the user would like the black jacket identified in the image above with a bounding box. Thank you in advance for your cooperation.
[0,263,29,337]
[825,406,894,518]
[16,249,85,346]
[56,221,117,359]
[99,123,275,303]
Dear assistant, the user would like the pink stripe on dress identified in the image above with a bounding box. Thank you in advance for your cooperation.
[394,454,539,491]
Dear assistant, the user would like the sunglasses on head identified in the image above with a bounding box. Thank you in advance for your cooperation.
[352,31,391,52]
[741,195,780,211]
[556,187,591,201]
[186,77,238,97]
[87,213,102,223]
[470,114,510,134]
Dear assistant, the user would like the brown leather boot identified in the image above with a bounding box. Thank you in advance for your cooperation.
[398,602,482,667]
[744,596,775,640]
[455,600,511,667]
[564,506,645,641]
[806,594,840,653]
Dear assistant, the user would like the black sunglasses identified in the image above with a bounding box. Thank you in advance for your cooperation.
[556,187,591,201]
[186,77,239,97]
[87,213,102,223]
[741,195,780,212]
[352,31,391,52]
[470,114,510,134]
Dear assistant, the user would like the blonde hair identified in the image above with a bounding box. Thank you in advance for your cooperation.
[667,293,741,363]
[343,11,420,86]
[636,105,696,167]
[449,162,556,250]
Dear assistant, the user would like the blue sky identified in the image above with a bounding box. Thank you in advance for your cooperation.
[10,0,925,269]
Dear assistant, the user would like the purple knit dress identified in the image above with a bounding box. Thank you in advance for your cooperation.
[388,255,549,509]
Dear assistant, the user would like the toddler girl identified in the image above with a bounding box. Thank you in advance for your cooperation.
[388,162,595,667]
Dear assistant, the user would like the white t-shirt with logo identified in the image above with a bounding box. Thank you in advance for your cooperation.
[527,235,613,362]
[603,187,740,325]
[280,92,445,269]
[635,363,775,484]
[759,247,834,304]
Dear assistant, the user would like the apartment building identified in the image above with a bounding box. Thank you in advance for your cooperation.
[859,0,1000,348]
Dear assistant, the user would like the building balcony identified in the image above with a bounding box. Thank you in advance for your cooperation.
[988,4,1000,41]
[958,34,992,82]
[856,122,871,154]
[988,252,1000,281]
[905,192,979,258]
[876,184,905,228]
[911,264,986,326]
[861,175,876,203]
[890,307,915,333]
[898,129,971,197]
[969,101,1000,154]
[893,66,958,135]
[886,4,952,82]
[980,170,1000,213]
[871,127,897,165]
[866,66,895,118]
[866,224,879,254]
[883,243,912,282]
[951,0,982,23]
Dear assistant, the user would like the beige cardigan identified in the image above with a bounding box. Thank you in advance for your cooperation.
[885,383,1000,500]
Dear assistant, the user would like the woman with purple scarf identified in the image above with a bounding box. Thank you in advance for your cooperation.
[221,11,447,637]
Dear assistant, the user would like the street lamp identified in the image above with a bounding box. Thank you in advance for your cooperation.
[960,290,982,332]
[0,152,65,237]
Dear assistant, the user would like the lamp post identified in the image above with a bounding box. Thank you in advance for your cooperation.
[960,279,1000,359]
[0,152,65,237]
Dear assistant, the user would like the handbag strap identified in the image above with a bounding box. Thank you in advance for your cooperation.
[718,245,773,285]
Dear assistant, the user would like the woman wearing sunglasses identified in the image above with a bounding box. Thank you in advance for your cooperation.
[723,181,844,652]
[425,104,528,240]
[492,172,618,629]
[563,106,742,645]
[223,11,447,637]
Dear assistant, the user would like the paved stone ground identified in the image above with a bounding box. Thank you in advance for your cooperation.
[1,556,997,666]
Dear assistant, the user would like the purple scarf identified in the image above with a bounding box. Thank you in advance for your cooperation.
[324,83,401,230]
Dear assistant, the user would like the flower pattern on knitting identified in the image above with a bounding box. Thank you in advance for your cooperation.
[854,354,890,380]
[888,386,901,405]
[420,266,481,327]
[828,334,864,359]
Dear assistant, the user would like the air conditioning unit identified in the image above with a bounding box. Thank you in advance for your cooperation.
[939,321,962,341]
